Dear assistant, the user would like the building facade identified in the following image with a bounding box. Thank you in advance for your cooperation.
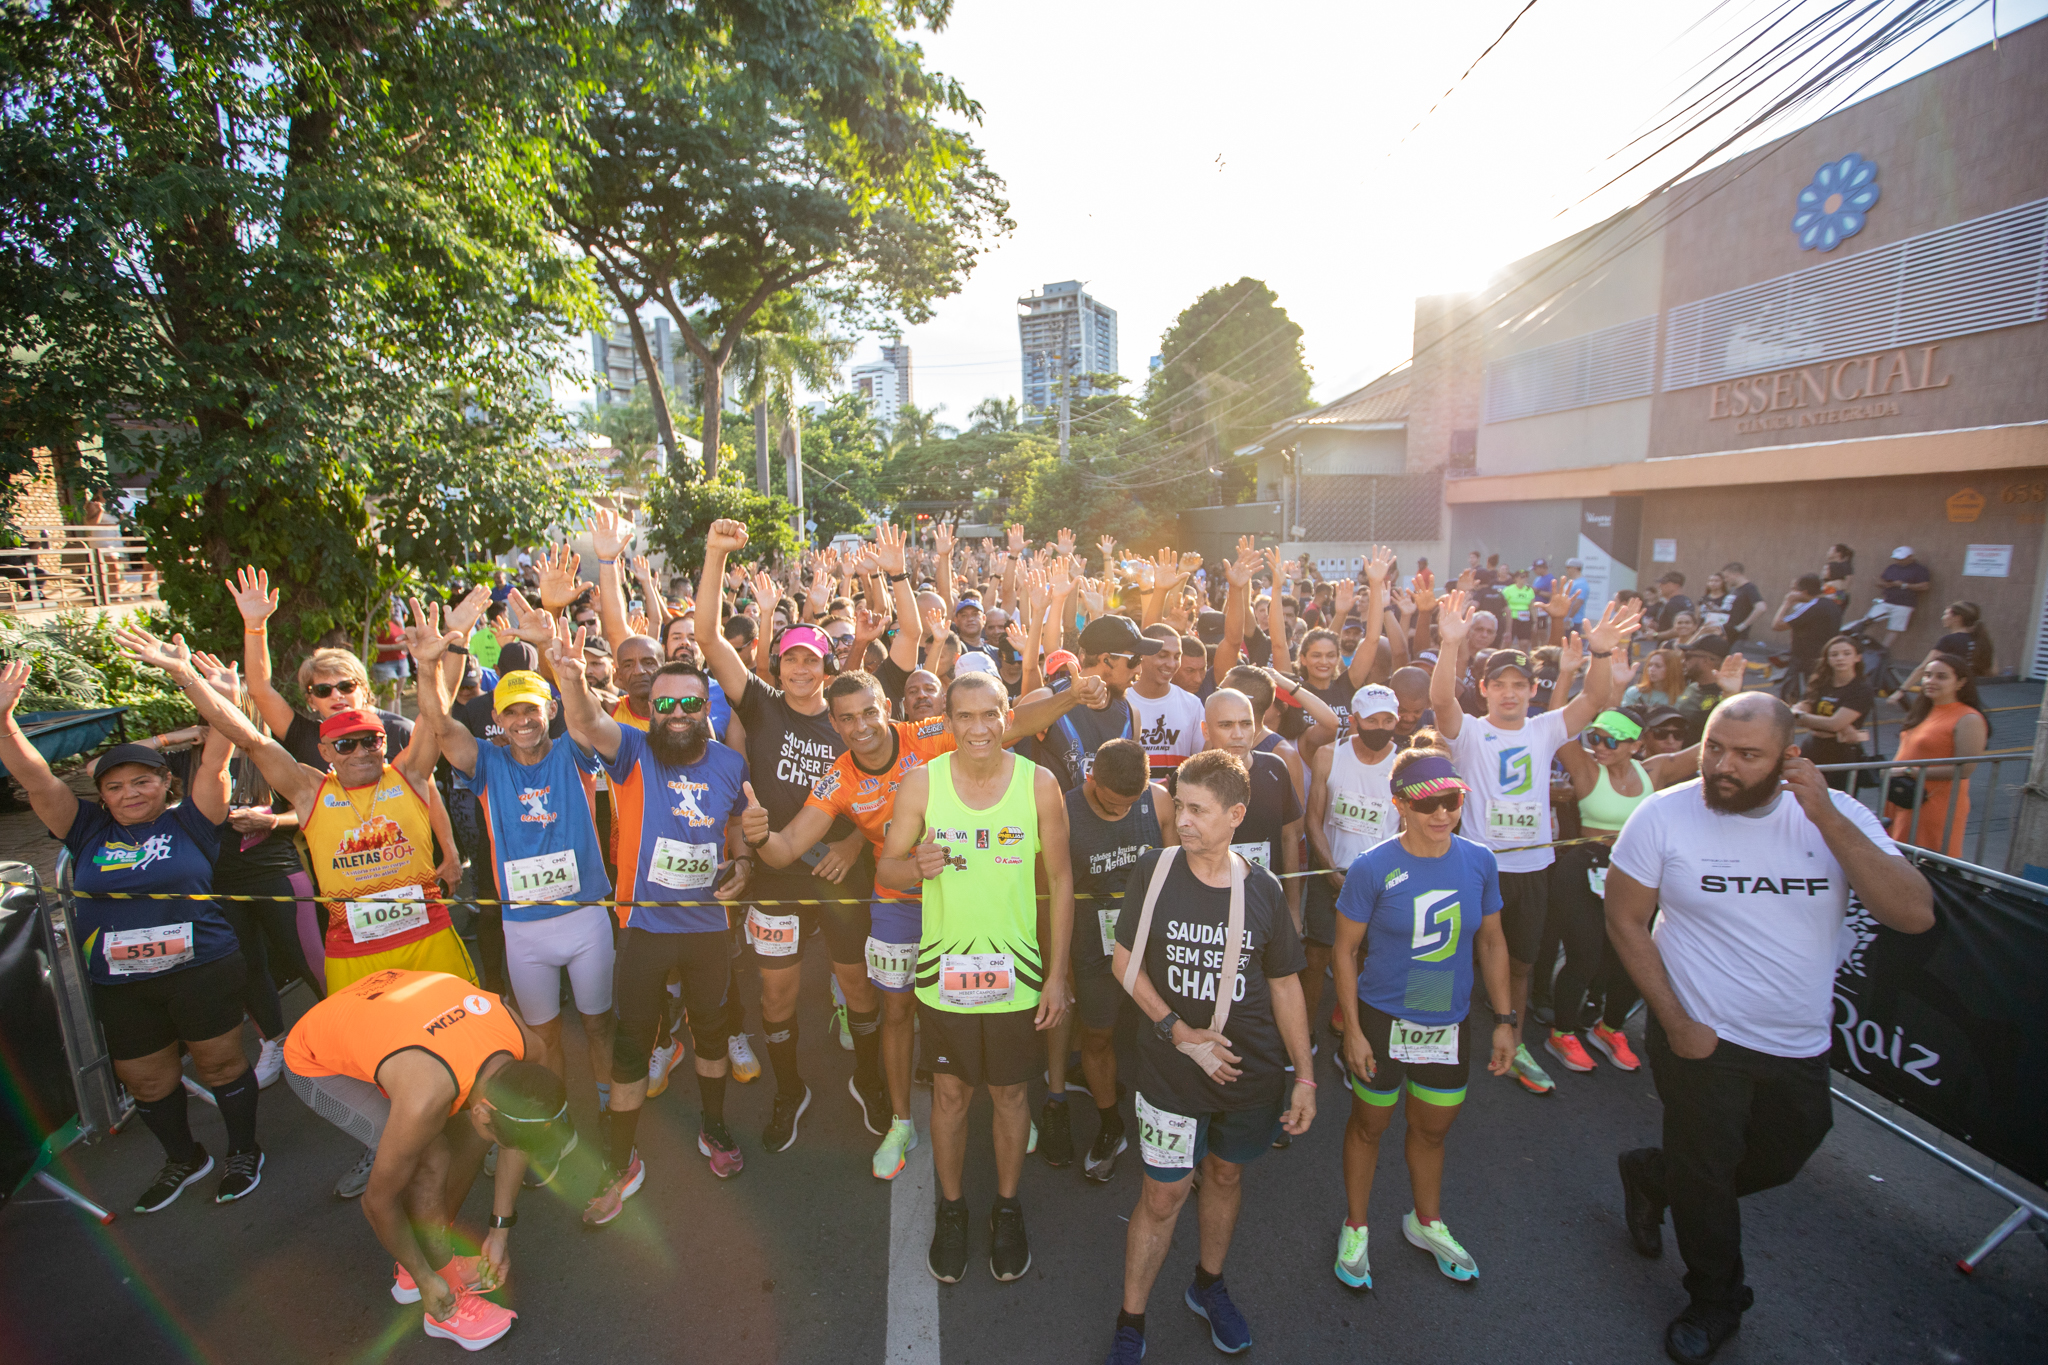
[1018,280,1118,420]
[851,358,904,432]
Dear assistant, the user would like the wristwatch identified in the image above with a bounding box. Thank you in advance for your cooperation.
[447,642,470,656]
[1154,1011,1182,1043]
[1493,1011,1519,1027]
[886,571,910,583]
[489,1212,516,1229]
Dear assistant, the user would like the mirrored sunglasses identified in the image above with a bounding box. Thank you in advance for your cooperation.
[651,695,708,715]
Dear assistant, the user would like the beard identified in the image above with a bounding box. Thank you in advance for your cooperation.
[1702,756,1786,813]
[648,717,710,766]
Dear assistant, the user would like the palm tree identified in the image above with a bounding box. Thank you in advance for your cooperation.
[967,395,1020,433]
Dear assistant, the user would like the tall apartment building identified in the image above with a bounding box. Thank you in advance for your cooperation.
[850,335,914,434]
[592,313,740,417]
[1017,281,1117,421]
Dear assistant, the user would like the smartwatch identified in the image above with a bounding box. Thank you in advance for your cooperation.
[1493,1011,1519,1027]
[1154,1011,1182,1043]
[489,1212,516,1229]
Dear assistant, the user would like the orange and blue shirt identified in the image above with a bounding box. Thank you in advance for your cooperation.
[605,725,748,933]
[804,719,954,903]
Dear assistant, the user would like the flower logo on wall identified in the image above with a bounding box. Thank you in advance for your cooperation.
[1792,154,1880,252]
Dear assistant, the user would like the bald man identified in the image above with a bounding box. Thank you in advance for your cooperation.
[1388,665,1434,742]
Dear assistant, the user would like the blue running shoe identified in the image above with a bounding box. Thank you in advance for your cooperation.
[1104,1324,1147,1363]
[1185,1275,1251,1354]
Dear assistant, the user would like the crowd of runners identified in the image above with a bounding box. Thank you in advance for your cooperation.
[0,513,1935,1364]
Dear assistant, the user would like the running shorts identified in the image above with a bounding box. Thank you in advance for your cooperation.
[93,953,248,1060]
[1347,999,1473,1109]
[1302,871,1341,947]
[1135,1089,1284,1183]
[503,903,615,1024]
[324,925,476,994]
[285,1062,391,1149]
[865,898,922,995]
[744,869,871,968]
[611,927,730,1079]
[1497,869,1551,965]
[1072,954,1124,1032]
[917,1002,1039,1088]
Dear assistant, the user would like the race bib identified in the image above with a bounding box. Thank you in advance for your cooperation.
[503,849,579,902]
[1388,1017,1459,1065]
[1097,906,1119,958]
[865,937,916,990]
[104,923,194,976]
[345,885,429,944]
[1135,1091,1198,1170]
[1230,840,1272,869]
[1329,791,1392,838]
[1587,864,1608,896]
[746,908,800,957]
[1485,800,1542,846]
[648,837,718,891]
[939,952,1014,1008]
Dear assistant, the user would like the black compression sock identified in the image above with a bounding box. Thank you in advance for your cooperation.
[608,1106,641,1172]
[1116,1311,1146,1337]
[764,1016,803,1097]
[135,1088,200,1164]
[208,1069,260,1153]
[1194,1265,1222,1291]
[847,1005,882,1086]
[1098,1102,1124,1137]
[698,1071,728,1128]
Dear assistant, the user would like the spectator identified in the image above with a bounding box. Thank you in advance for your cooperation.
[1931,601,1994,677]
[1717,563,1767,644]
[1638,705,1690,758]
[1769,573,1842,697]
[1624,649,1684,711]
[1465,549,1486,583]
[1873,547,1932,648]
[1530,557,1554,601]
[1792,635,1872,787]
[1694,572,1732,638]
[1650,573,1693,642]
[1502,570,1536,644]
[1883,653,1986,857]
[1822,543,1856,611]
[1676,637,1742,739]
[1667,610,1703,649]
[1414,557,1435,591]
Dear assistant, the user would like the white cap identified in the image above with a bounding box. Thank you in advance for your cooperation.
[1350,683,1399,720]
[1892,546,1914,559]
[953,651,999,678]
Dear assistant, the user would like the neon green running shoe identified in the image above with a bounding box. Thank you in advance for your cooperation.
[833,1004,853,1052]
[1334,1222,1372,1289]
[1510,1043,1555,1094]
[872,1118,917,1181]
[1026,1120,1038,1156]
[1403,1211,1478,1281]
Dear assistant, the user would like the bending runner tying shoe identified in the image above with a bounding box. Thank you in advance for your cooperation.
[1331,737,1514,1290]
[0,658,265,1212]
[1428,589,1640,1095]
[282,970,572,1351]
[877,672,1074,1286]
[549,623,755,1215]
[1102,750,1314,1362]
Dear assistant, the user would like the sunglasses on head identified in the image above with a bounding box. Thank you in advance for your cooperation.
[651,695,708,715]
[329,733,385,755]
[309,678,361,699]
[1402,791,1463,815]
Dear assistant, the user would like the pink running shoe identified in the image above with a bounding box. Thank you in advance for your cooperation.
[1544,1030,1597,1074]
[1588,1023,1642,1071]
[581,1150,645,1227]
[422,1289,516,1351]
[698,1123,745,1179]
[392,1255,485,1304]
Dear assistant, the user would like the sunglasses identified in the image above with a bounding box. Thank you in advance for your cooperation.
[651,695,708,715]
[829,636,855,651]
[1401,792,1464,815]
[1103,653,1138,667]
[1587,731,1632,749]
[329,733,386,755]
[309,678,361,698]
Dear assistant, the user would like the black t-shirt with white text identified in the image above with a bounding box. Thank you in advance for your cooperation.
[1803,676,1874,765]
[1226,749,1301,874]
[735,675,852,843]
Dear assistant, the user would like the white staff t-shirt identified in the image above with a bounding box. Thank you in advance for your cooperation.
[1127,684,1205,782]
[1609,780,1904,1059]
[1450,709,1570,874]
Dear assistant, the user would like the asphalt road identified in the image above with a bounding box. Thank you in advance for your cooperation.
[3,941,2044,1365]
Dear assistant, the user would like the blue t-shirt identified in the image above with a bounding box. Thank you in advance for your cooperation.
[606,725,749,933]
[707,678,732,744]
[1337,835,1503,1026]
[473,738,609,923]
[64,801,237,986]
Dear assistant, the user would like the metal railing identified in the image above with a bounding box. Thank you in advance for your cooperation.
[1812,751,2025,868]
[0,526,160,612]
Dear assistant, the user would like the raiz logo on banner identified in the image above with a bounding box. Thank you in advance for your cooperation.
[1832,896,1940,1086]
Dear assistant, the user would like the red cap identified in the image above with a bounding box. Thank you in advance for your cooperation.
[1273,686,1305,710]
[1043,649,1078,678]
[319,708,384,741]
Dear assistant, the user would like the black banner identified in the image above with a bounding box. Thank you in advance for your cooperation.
[1832,853,2048,1187]
[0,878,74,1202]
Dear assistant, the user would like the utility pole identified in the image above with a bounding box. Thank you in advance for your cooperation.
[783,414,806,542]
[1057,349,1071,463]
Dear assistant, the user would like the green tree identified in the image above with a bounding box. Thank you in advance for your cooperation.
[1142,278,1312,505]
[967,395,1022,433]
[640,471,798,580]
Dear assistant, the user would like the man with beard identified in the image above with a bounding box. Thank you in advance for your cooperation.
[1605,693,1932,1365]
[1016,616,1151,793]
[1303,684,1403,1053]
[550,624,756,1217]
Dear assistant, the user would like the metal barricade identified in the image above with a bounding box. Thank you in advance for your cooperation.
[1,853,128,1143]
[1813,752,2024,868]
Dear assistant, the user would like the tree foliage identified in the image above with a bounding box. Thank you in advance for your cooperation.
[1142,278,1312,505]
[640,470,798,581]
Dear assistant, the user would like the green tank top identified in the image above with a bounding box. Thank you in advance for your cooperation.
[916,751,1044,1013]
[1579,758,1651,831]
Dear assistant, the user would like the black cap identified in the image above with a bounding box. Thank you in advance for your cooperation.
[1682,634,1730,661]
[94,743,170,782]
[1078,614,1162,657]
[1642,704,1687,731]
[1484,648,1535,680]
[498,641,540,674]
[581,635,613,657]
[1195,610,1227,645]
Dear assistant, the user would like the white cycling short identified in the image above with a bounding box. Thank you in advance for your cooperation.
[1874,601,1914,632]
[503,903,616,1024]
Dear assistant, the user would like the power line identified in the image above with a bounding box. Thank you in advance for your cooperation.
[1392,0,1545,150]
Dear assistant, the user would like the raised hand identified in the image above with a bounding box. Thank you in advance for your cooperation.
[1010,524,1029,555]
[1096,534,1116,567]
[1004,619,1028,654]
[1610,654,1640,691]
[1716,650,1748,694]
[443,583,492,639]
[805,570,831,616]
[1055,527,1076,559]
[547,618,589,688]
[589,507,634,561]
[1412,582,1438,616]
[536,542,582,612]
[1436,589,1474,643]
[1364,545,1393,586]
[1558,629,1584,678]
[932,523,955,558]
[874,522,908,577]
[503,590,558,647]
[225,566,278,627]
[0,659,32,717]
[739,780,770,848]
[1178,551,1203,576]
[403,599,455,664]
[1264,545,1286,586]
[750,570,777,611]
[1585,597,1644,655]
[112,625,195,679]
[189,651,241,701]
[705,517,749,557]
[1333,578,1357,621]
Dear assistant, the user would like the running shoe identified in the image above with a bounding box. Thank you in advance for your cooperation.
[873,1117,917,1181]
[1184,1274,1252,1353]
[1334,1222,1372,1289]
[989,1200,1031,1281]
[521,1129,576,1188]
[581,1150,645,1227]
[1026,1120,1038,1156]
[255,1037,285,1088]
[1038,1097,1074,1168]
[849,1073,890,1138]
[698,1122,744,1179]
[335,1146,375,1199]
[1510,1044,1556,1094]
[1083,1126,1127,1184]
[422,1289,517,1351]
[1104,1325,1147,1363]
[1619,1148,1666,1258]
[1664,1289,1752,1365]
[134,1148,213,1214]
[832,1004,853,1052]
[1544,1030,1597,1074]
[1588,1022,1641,1071]
[393,1255,486,1305]
[646,1039,681,1097]
[215,1147,264,1203]
[1328,1003,1344,1037]
[1403,1211,1478,1281]
[763,1086,810,1153]
[728,1032,761,1084]
[929,1197,970,1283]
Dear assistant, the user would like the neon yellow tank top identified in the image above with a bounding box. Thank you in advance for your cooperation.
[915,752,1043,1013]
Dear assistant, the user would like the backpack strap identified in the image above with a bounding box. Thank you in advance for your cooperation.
[1208,853,1248,1035]
[1120,846,1180,998]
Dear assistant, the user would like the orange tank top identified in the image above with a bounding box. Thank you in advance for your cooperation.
[1896,701,1973,764]
[613,697,650,732]
[303,765,452,958]
[282,969,524,1113]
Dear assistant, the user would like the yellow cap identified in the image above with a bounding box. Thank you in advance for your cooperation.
[492,669,554,714]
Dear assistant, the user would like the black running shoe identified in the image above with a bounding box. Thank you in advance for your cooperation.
[1664,1289,1751,1365]
[135,1148,213,1214]
[1083,1125,1127,1183]
[1619,1148,1666,1258]
[929,1197,970,1283]
[849,1073,889,1138]
[989,1199,1031,1281]
[764,1086,811,1153]
[215,1147,264,1204]
[1038,1097,1074,1168]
